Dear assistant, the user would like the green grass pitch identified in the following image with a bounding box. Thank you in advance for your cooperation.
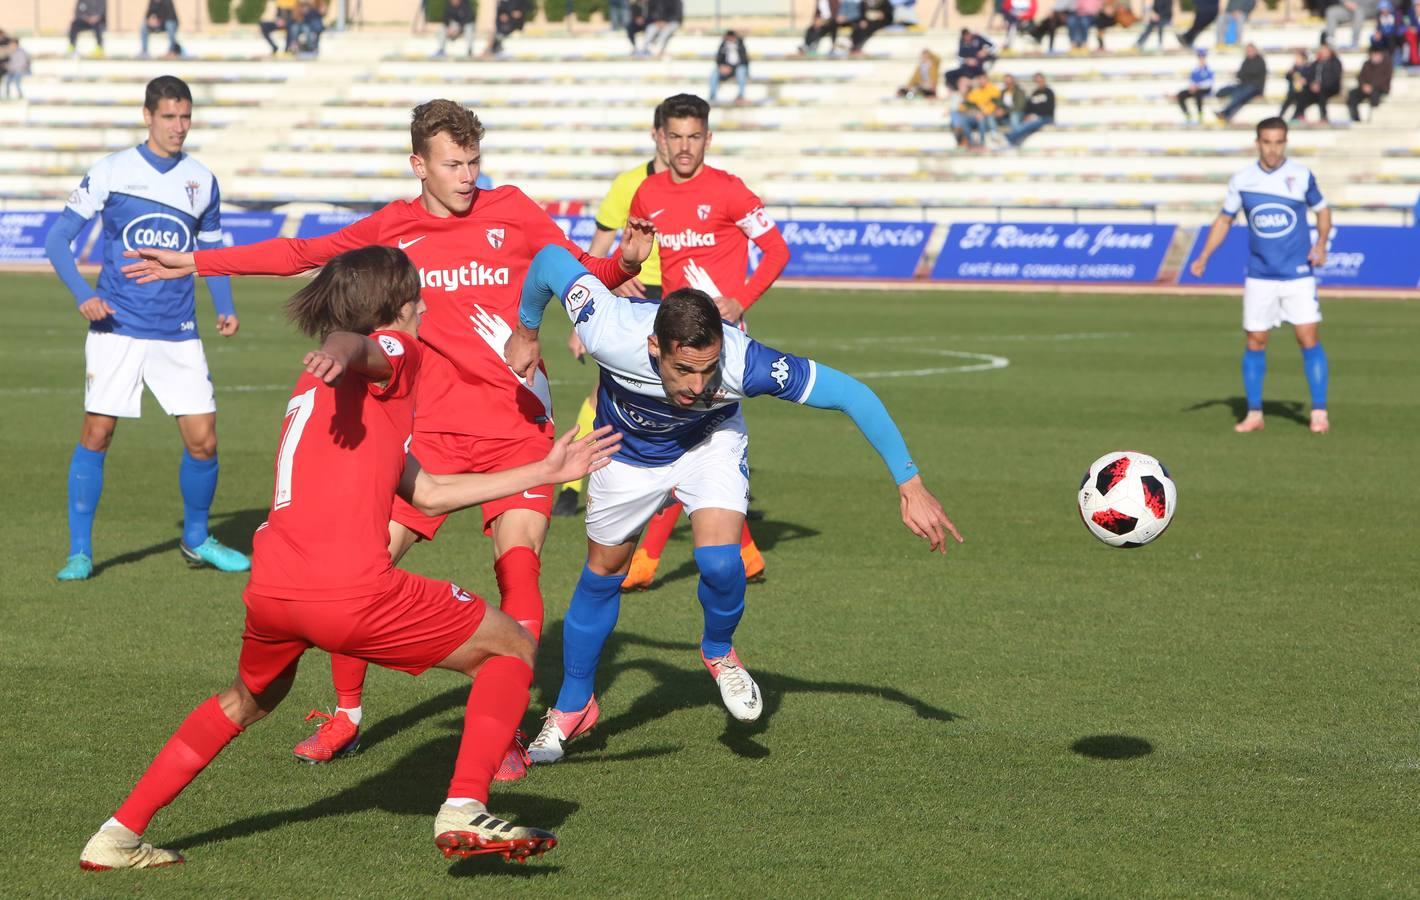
[2,272,1418,897]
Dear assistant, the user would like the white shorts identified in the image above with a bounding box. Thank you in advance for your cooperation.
[84,332,217,419]
[585,413,749,547]
[1242,277,1321,333]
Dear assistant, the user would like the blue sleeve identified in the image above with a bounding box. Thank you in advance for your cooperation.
[802,363,921,486]
[1305,172,1325,209]
[741,339,815,401]
[45,209,95,306]
[518,245,590,329]
[197,179,223,238]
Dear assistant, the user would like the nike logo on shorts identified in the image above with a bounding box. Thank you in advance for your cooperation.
[397,236,427,249]
[523,490,547,499]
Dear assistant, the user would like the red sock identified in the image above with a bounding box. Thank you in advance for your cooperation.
[493,546,543,643]
[640,501,683,559]
[740,520,756,550]
[113,695,243,834]
[447,656,533,803]
[331,654,367,709]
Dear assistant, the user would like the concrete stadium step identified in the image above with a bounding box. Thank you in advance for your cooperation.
[342,81,777,105]
[13,82,283,105]
[0,105,247,127]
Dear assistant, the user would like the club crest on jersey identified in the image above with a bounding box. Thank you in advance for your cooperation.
[377,334,404,357]
[185,180,201,210]
[450,584,476,603]
[1284,176,1297,193]
[486,228,505,249]
[697,204,712,221]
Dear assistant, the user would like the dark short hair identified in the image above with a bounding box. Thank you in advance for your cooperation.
[144,75,192,111]
[1256,116,1288,138]
[654,289,723,351]
[286,246,421,339]
[656,93,711,131]
[410,99,485,158]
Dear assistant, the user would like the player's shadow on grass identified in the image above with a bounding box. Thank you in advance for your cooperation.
[90,507,267,577]
[632,516,822,593]
[534,628,959,763]
[169,685,585,877]
[1070,734,1154,760]
[1183,397,1309,427]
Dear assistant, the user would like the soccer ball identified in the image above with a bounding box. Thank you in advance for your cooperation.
[1077,451,1177,548]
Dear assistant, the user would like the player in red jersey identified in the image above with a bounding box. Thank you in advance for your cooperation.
[78,246,621,871]
[619,92,791,591]
[124,100,650,772]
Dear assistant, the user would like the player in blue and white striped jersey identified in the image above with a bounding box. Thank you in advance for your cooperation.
[1190,117,1333,434]
[44,75,249,581]
[504,243,962,759]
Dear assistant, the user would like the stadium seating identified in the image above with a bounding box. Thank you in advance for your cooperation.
[0,25,1413,227]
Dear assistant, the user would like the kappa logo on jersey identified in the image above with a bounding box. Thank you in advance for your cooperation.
[1249,203,1298,239]
[122,212,192,252]
[486,228,505,249]
[450,584,476,603]
[658,229,718,252]
[697,204,712,221]
[184,180,201,210]
[419,262,511,291]
[770,356,789,390]
[377,334,404,357]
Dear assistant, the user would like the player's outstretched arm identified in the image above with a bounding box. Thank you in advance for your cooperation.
[1189,213,1235,278]
[506,244,605,380]
[800,363,964,554]
[302,331,394,386]
[401,426,622,516]
[121,247,197,283]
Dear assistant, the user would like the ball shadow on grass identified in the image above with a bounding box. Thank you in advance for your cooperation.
[1070,734,1154,760]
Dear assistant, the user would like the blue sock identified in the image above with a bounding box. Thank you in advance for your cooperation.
[694,544,746,660]
[179,450,219,549]
[67,444,106,557]
[555,565,625,712]
[1242,348,1267,412]
[1301,343,1328,410]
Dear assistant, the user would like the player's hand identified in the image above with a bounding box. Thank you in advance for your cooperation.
[542,424,623,485]
[620,215,657,268]
[568,329,587,362]
[77,296,115,322]
[1189,256,1207,278]
[614,276,648,299]
[216,314,239,336]
[505,323,542,382]
[1308,242,1327,268]
[898,475,964,555]
[713,296,744,322]
[122,248,197,283]
[303,349,347,385]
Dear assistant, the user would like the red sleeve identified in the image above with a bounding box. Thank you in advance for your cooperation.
[368,330,420,400]
[195,207,387,277]
[725,177,787,310]
[516,190,634,290]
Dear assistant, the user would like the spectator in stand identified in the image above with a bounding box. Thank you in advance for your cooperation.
[1214,42,1267,121]
[997,73,1028,129]
[965,73,1004,147]
[710,30,750,104]
[290,0,326,56]
[434,0,475,56]
[1293,43,1343,121]
[488,0,527,56]
[1136,0,1173,50]
[1094,0,1136,51]
[1371,0,1403,56]
[1003,0,1039,48]
[1175,0,1218,47]
[1347,46,1393,118]
[0,28,12,71]
[68,0,107,57]
[849,0,894,55]
[2,37,29,101]
[1216,0,1256,46]
[943,29,996,86]
[140,0,182,58]
[945,75,974,148]
[608,0,630,30]
[1007,71,1055,146]
[1029,5,1069,51]
[898,49,941,97]
[1069,0,1101,51]
[643,0,683,59]
[1278,49,1312,118]
[627,1,649,53]
[799,0,842,55]
[1176,47,1215,123]
[261,0,299,55]
[1325,0,1381,47]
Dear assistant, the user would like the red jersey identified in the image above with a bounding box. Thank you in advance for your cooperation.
[195,186,629,438]
[628,164,790,310]
[248,330,420,599]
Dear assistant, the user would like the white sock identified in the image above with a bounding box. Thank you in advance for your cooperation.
[102,817,135,836]
[444,797,483,809]
[336,706,363,726]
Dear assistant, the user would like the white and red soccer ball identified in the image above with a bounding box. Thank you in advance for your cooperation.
[1077,451,1177,548]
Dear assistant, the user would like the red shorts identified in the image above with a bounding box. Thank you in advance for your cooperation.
[392,431,556,539]
[237,568,488,694]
